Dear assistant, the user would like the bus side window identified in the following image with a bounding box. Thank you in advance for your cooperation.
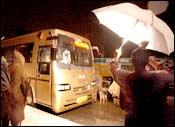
[1,46,15,63]
[38,47,51,75]
[38,47,51,62]
[15,43,34,63]
[38,63,50,74]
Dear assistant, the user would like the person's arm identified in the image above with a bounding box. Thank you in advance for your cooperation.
[1,65,10,91]
[110,61,132,89]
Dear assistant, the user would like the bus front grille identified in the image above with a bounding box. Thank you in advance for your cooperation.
[73,85,88,92]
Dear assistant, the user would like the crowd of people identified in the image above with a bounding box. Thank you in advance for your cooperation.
[1,48,29,126]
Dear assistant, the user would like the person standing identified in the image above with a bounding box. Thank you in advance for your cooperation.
[1,56,11,126]
[8,50,28,126]
[110,47,174,127]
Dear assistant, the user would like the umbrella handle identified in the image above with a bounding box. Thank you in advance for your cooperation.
[114,48,122,62]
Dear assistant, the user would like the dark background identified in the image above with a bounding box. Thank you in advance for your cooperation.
[1,0,174,57]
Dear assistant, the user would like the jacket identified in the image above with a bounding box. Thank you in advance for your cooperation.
[1,57,10,92]
[8,50,28,125]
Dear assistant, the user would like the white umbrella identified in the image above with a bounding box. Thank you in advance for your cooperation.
[92,2,174,55]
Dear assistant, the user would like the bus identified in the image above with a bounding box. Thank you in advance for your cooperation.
[1,29,96,113]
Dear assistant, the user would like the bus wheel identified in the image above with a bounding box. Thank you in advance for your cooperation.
[26,87,35,107]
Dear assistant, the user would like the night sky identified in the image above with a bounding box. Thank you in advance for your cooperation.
[1,0,174,57]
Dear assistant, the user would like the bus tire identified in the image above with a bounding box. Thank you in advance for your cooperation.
[26,87,35,107]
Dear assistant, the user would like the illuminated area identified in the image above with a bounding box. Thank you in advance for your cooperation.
[126,21,150,44]
[22,106,81,126]
[93,2,174,55]
[147,25,171,55]
[53,61,64,84]
[74,39,89,49]
[93,9,150,44]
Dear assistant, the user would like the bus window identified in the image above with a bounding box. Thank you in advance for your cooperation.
[61,49,71,64]
[56,35,92,67]
[74,48,92,66]
[38,63,50,74]
[38,47,51,62]
[1,46,15,63]
[56,35,74,65]
[15,42,34,63]
[38,46,51,74]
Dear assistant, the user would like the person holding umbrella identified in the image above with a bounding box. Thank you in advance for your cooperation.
[110,47,174,127]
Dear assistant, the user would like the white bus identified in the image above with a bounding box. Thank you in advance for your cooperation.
[1,29,96,113]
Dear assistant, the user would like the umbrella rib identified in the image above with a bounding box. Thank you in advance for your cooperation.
[151,12,153,26]
[120,19,139,48]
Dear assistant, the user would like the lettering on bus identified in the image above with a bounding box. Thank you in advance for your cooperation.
[74,40,89,50]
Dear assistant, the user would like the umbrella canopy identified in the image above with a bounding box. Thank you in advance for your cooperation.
[92,2,174,55]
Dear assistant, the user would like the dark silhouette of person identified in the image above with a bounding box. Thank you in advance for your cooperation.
[110,47,174,127]
[8,50,28,126]
[1,55,11,126]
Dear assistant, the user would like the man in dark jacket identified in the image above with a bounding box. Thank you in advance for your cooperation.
[110,47,174,127]
[1,56,11,126]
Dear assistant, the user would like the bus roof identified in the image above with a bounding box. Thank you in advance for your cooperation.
[1,29,90,47]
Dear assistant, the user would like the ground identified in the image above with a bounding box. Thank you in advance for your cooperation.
[22,96,173,126]
[22,100,125,126]
[59,100,126,126]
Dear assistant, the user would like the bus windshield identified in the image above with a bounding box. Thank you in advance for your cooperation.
[55,34,92,67]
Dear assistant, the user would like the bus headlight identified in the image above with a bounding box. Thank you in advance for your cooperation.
[56,84,71,91]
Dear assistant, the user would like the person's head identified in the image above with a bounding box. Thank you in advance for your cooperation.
[1,46,15,64]
[131,47,149,70]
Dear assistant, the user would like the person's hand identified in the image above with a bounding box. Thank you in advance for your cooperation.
[110,59,116,65]
[139,41,149,49]
[110,60,119,71]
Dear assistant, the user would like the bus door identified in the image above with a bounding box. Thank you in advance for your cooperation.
[36,45,52,106]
